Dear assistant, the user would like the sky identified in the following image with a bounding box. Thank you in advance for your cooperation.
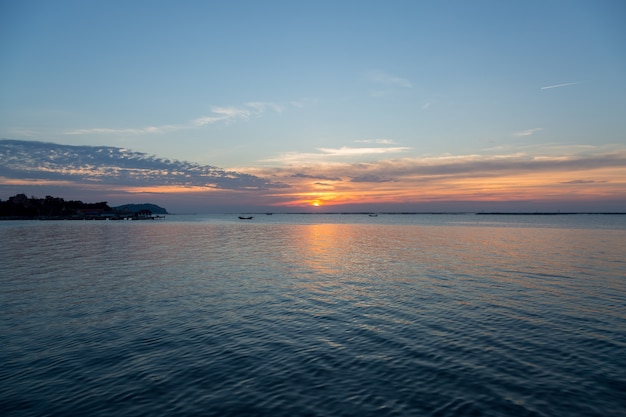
[1,0,625,212]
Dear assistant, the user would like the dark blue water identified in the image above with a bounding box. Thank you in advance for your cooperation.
[1,215,625,416]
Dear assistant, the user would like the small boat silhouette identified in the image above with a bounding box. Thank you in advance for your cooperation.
[238,216,254,220]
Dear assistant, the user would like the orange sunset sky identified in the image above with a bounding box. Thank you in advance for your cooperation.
[1,1,625,212]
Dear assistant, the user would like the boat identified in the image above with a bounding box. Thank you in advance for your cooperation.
[238,216,254,220]
[368,214,378,217]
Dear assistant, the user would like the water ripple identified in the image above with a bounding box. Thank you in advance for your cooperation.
[1,219,625,416]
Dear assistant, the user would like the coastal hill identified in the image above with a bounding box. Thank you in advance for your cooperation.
[0,194,168,220]
[114,203,168,215]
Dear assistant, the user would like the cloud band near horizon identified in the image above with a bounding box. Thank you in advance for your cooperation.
[1,139,624,210]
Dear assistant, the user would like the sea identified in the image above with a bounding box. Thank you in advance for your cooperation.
[1,213,625,417]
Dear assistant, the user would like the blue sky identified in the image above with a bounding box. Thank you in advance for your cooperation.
[1,1,625,211]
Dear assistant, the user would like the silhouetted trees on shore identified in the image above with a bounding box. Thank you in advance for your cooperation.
[0,194,112,219]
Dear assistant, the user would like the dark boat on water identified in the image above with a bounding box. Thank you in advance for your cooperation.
[238,216,254,220]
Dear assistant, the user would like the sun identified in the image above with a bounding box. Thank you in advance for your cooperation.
[311,200,322,207]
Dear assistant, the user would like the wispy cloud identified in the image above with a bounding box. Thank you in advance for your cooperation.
[350,175,395,183]
[514,128,543,137]
[540,81,581,90]
[354,138,397,145]
[65,101,285,135]
[318,146,411,156]
[0,139,285,191]
[191,106,251,126]
[366,70,413,88]
[65,125,182,135]
[291,173,341,181]
[263,146,411,164]
[560,179,607,184]
[289,97,317,108]
[244,102,285,113]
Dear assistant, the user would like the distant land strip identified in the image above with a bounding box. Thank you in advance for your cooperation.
[475,212,626,215]
[260,212,626,215]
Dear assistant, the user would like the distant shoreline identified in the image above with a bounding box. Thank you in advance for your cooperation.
[0,215,166,221]
[2,212,625,221]
[474,212,626,216]
[223,212,626,216]
[276,212,626,215]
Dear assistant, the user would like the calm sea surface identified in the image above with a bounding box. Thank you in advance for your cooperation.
[1,214,625,416]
